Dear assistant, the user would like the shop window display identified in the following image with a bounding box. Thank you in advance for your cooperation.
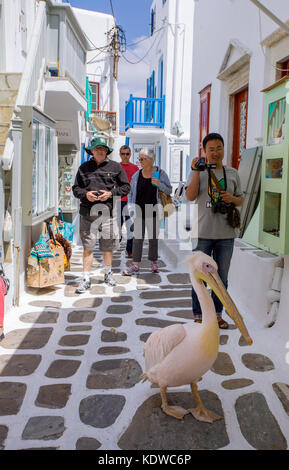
[263,192,281,238]
[259,76,289,254]
[21,107,58,226]
[265,158,283,179]
[32,119,56,217]
[58,156,77,212]
[267,97,286,146]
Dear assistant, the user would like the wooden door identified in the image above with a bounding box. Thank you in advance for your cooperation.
[199,85,211,157]
[232,87,248,169]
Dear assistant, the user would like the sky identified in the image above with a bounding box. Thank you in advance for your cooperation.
[68,0,153,131]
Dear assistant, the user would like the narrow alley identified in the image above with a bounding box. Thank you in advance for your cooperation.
[0,243,288,451]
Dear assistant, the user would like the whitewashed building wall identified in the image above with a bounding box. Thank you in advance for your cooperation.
[190,0,289,338]
[73,7,121,160]
[126,0,195,186]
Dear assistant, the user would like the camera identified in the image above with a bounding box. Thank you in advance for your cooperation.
[195,157,216,171]
[211,200,229,215]
[93,190,102,196]
[212,201,241,228]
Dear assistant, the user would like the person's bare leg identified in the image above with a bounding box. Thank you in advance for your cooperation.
[103,251,112,267]
[83,250,93,272]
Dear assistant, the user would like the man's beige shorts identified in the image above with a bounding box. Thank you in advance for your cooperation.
[80,215,119,252]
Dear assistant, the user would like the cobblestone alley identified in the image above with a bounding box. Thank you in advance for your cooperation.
[0,243,289,451]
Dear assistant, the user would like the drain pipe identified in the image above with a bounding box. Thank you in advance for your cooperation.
[265,266,283,328]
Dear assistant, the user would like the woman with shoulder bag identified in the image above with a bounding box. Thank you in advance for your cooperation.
[122,148,172,275]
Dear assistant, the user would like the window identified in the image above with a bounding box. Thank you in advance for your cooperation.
[277,57,289,79]
[89,82,100,111]
[150,7,156,36]
[267,97,286,146]
[158,57,163,98]
[32,120,56,218]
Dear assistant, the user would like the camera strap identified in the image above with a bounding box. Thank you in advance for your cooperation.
[207,166,227,204]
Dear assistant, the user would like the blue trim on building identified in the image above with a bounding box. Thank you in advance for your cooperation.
[125,95,165,130]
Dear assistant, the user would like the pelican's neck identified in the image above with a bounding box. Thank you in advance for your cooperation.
[192,277,220,359]
[192,278,218,327]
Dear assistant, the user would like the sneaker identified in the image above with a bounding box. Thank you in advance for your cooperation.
[151,261,159,273]
[104,272,117,286]
[122,263,140,276]
[75,278,91,294]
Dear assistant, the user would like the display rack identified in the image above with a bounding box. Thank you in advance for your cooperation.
[259,76,289,254]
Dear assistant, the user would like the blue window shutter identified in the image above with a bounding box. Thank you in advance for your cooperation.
[158,58,163,98]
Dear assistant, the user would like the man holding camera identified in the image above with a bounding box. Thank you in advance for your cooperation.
[72,137,130,292]
[185,133,243,328]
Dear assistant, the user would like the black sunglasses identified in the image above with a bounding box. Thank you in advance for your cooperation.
[120,152,130,155]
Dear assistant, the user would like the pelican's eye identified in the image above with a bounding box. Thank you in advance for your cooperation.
[202,262,216,274]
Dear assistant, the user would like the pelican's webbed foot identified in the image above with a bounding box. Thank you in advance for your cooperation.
[189,382,223,424]
[188,406,223,423]
[160,386,188,420]
[162,404,189,420]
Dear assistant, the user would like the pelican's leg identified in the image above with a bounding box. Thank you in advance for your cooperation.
[160,387,189,420]
[188,383,223,423]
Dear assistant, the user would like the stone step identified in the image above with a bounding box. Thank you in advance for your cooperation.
[0,122,10,145]
[0,73,22,90]
[0,90,18,105]
[0,105,14,124]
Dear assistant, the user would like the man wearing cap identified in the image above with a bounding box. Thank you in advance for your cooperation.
[72,137,130,291]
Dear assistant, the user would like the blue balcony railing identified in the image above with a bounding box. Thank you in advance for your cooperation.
[125,94,165,130]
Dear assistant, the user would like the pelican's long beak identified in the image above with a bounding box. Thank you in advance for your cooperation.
[195,269,253,345]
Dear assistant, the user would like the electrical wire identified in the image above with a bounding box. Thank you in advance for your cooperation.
[120,27,163,65]
[87,50,106,64]
[122,47,150,66]
[126,25,166,48]
[83,28,111,52]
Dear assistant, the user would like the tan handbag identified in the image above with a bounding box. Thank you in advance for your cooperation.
[158,169,174,217]
[26,223,65,288]
[49,217,71,271]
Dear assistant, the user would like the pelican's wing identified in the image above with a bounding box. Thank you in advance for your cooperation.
[144,324,186,371]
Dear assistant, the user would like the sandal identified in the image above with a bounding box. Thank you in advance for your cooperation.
[218,318,228,329]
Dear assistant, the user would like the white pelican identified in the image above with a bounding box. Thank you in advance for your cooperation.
[140,251,253,423]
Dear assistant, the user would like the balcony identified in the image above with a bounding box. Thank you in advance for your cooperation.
[91,110,117,131]
[86,78,117,132]
[46,2,91,94]
[125,94,165,131]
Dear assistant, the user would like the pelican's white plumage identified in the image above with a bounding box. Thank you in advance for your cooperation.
[141,251,253,422]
